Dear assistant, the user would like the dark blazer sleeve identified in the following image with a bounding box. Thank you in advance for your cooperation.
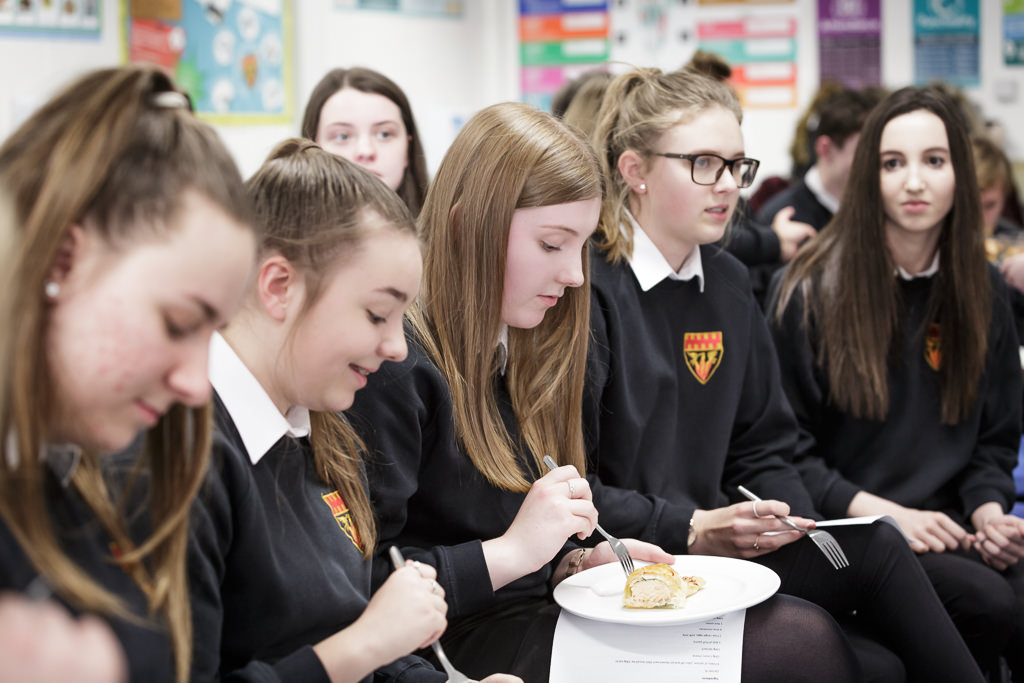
[188,432,332,683]
[719,275,820,519]
[766,273,864,518]
[584,291,698,554]
[347,350,497,619]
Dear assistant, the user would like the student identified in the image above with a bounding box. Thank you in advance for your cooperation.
[301,67,429,215]
[347,101,871,683]
[770,85,1024,679]
[756,87,882,233]
[584,67,988,683]
[0,65,258,683]
[187,139,519,683]
[975,135,1024,243]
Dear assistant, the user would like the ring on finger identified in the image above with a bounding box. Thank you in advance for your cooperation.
[567,480,576,498]
[752,501,761,519]
[753,534,760,552]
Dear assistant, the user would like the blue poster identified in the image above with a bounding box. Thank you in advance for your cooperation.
[124,0,292,123]
[913,0,980,87]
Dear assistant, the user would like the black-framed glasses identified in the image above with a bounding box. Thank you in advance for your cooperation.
[653,152,760,188]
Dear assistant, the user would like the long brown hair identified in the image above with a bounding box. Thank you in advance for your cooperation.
[245,138,418,555]
[301,67,429,215]
[0,65,255,682]
[415,102,603,491]
[591,67,742,263]
[773,86,989,424]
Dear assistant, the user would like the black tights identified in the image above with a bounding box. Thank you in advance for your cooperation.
[758,520,986,683]
[440,594,861,683]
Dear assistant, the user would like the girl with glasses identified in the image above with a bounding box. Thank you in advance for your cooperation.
[584,67,988,682]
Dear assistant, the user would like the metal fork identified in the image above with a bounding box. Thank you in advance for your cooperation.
[388,547,476,683]
[737,486,849,570]
[542,455,635,577]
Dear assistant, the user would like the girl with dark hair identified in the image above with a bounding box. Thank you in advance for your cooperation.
[0,65,258,683]
[771,85,1024,678]
[302,67,429,215]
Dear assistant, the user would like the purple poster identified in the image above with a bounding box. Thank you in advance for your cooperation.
[818,0,881,88]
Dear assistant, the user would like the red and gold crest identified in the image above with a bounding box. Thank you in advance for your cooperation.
[322,490,362,550]
[924,323,941,371]
[683,331,724,385]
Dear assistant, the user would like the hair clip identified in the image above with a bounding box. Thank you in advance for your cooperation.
[150,90,190,110]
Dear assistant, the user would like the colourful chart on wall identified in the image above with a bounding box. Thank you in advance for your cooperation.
[698,13,798,108]
[0,0,101,37]
[519,0,609,112]
[122,0,292,124]
[1005,0,1024,65]
[913,0,979,87]
[818,0,881,89]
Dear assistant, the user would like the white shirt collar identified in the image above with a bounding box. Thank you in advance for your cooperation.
[209,332,311,465]
[896,251,940,280]
[803,165,840,215]
[625,211,705,293]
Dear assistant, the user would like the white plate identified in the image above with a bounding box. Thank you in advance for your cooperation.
[553,555,780,626]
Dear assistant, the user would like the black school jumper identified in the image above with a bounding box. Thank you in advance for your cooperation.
[0,452,175,682]
[187,393,444,683]
[347,337,572,682]
[585,239,987,683]
[770,265,1024,676]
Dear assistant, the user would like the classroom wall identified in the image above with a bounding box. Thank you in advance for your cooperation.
[0,0,1021,183]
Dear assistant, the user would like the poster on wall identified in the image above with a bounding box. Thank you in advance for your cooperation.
[1005,0,1024,65]
[913,0,980,87]
[333,0,462,16]
[698,12,798,108]
[123,0,292,124]
[608,0,697,73]
[519,0,609,112]
[0,0,101,37]
[817,0,881,88]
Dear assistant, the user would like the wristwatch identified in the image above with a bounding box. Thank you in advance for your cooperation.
[688,517,698,548]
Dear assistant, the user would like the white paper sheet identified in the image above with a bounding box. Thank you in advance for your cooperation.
[549,609,745,682]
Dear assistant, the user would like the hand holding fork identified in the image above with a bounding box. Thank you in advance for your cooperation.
[737,486,849,570]
[542,456,635,576]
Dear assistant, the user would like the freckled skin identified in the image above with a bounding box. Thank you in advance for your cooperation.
[46,191,255,452]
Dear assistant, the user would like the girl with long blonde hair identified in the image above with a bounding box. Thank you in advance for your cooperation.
[0,65,258,683]
[347,102,673,680]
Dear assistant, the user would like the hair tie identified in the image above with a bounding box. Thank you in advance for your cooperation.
[150,90,190,110]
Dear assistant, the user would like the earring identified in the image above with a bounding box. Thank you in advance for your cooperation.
[638,183,646,192]
[44,281,60,299]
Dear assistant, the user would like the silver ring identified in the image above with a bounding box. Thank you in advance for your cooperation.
[753,534,760,552]
[752,501,761,519]
[567,480,576,498]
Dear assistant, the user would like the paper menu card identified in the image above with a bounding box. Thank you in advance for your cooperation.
[549,609,744,682]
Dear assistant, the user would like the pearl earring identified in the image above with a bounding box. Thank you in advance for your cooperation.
[44,281,60,298]
[638,184,646,192]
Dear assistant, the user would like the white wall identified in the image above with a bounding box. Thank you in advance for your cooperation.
[0,0,1021,182]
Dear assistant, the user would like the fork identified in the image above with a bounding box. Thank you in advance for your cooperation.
[388,546,476,683]
[542,455,635,577]
[737,486,849,570]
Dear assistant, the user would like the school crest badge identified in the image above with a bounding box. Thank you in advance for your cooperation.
[924,323,941,371]
[322,490,362,550]
[683,331,724,384]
